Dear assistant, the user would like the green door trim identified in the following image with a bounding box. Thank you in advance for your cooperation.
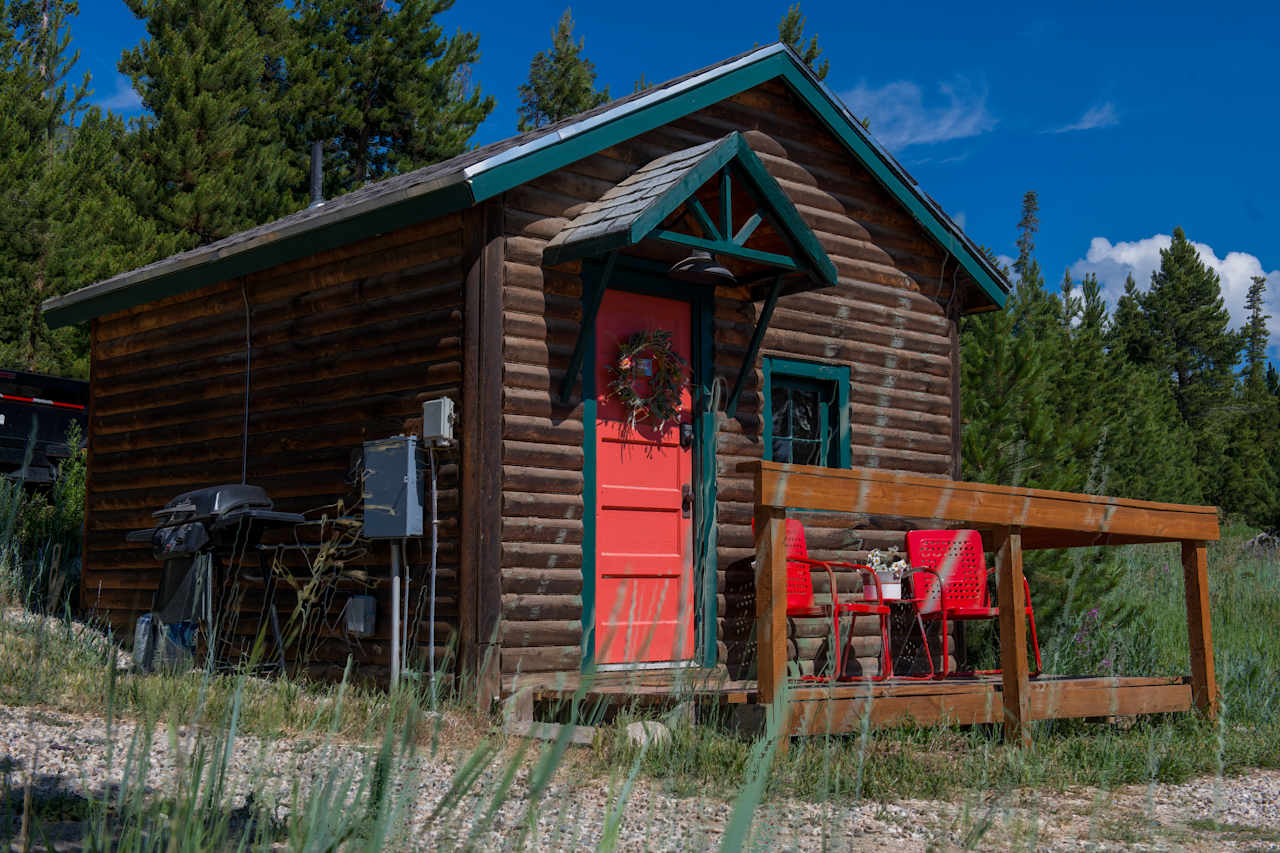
[580,261,719,671]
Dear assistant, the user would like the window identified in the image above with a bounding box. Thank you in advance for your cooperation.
[763,357,851,469]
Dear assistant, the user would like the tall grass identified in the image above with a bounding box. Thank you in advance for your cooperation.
[592,525,1280,804]
[2,445,1278,849]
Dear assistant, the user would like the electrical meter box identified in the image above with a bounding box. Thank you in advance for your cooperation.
[345,595,376,637]
[421,396,455,444]
[361,435,425,539]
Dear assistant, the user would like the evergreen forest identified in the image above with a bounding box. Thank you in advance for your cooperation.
[3,0,1277,540]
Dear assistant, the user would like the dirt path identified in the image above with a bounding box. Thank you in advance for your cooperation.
[1,704,1277,851]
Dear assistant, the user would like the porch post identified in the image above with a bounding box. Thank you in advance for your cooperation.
[753,504,788,714]
[1181,540,1217,718]
[995,526,1031,747]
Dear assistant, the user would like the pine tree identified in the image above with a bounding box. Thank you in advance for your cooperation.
[0,0,84,372]
[0,1,165,376]
[120,0,297,247]
[287,0,494,198]
[1122,229,1242,505]
[960,252,1061,489]
[1107,273,1149,362]
[778,4,828,80]
[1242,275,1270,392]
[516,8,609,132]
[1013,191,1039,284]
[1221,275,1279,525]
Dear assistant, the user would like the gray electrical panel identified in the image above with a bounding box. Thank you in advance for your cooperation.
[362,435,425,538]
[345,595,376,636]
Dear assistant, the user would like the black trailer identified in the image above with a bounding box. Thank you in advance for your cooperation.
[0,369,88,485]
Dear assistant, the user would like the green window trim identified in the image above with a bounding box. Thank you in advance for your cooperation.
[762,357,851,470]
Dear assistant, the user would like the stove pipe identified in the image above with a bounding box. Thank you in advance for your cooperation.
[309,141,324,208]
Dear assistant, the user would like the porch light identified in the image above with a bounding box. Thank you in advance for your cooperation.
[668,249,736,285]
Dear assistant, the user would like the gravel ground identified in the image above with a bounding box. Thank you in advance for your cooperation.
[1,704,1278,851]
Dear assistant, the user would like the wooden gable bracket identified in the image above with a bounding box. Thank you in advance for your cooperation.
[547,132,837,407]
[725,274,783,418]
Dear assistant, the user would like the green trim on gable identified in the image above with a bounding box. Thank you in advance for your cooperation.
[544,132,837,289]
[468,52,1004,307]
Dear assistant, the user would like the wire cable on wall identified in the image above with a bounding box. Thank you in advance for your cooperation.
[427,443,438,703]
[241,281,252,485]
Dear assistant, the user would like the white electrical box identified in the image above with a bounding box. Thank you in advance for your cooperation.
[422,397,455,444]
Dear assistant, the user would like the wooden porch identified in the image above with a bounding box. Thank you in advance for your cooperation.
[507,671,1194,733]
[747,461,1220,747]
[504,462,1219,747]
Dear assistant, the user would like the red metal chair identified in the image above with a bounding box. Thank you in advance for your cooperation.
[774,520,893,682]
[904,529,1042,678]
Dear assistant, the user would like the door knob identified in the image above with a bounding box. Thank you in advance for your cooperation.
[681,484,693,518]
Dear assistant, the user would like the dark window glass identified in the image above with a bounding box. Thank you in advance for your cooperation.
[770,373,838,467]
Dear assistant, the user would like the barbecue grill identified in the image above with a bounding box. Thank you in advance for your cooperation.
[127,484,304,672]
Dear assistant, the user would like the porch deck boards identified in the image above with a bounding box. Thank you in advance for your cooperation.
[504,673,1193,735]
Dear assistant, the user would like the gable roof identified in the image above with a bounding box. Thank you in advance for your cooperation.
[42,43,1009,329]
[543,132,838,287]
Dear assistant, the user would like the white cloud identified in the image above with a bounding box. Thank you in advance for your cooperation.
[95,75,143,114]
[841,76,996,151]
[1048,102,1119,134]
[995,254,1016,273]
[1070,233,1280,336]
[952,211,967,231]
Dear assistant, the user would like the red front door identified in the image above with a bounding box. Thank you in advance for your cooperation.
[594,289,695,665]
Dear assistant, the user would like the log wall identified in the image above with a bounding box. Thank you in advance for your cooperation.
[499,78,962,678]
[84,215,468,677]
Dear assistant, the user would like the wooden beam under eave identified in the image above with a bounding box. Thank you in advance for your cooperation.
[740,461,1221,544]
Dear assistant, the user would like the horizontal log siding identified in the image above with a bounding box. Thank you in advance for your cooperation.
[84,216,467,676]
[499,79,958,678]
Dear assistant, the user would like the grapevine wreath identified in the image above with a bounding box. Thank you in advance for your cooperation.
[608,330,689,432]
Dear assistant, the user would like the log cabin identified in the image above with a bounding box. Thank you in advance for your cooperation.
[43,44,1218,738]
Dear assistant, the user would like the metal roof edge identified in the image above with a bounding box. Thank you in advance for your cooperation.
[42,166,476,328]
[459,44,789,184]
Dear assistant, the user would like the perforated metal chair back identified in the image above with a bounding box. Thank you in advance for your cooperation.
[906,529,987,614]
[782,519,817,613]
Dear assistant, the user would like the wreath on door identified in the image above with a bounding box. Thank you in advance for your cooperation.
[608,330,688,432]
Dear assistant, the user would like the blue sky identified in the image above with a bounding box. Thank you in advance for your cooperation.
[77,1,1280,336]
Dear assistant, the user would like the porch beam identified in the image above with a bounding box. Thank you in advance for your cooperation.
[1182,540,1217,718]
[733,212,762,246]
[688,198,722,241]
[652,230,800,271]
[738,461,1221,543]
[994,526,1031,747]
[720,170,733,239]
[726,276,783,418]
[558,252,617,405]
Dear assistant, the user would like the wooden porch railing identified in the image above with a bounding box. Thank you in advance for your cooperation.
[743,461,1221,746]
